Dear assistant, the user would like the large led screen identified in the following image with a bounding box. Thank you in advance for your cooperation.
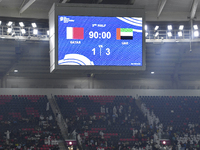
[58,16,143,66]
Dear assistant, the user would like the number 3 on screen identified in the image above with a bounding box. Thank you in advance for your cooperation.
[106,48,110,55]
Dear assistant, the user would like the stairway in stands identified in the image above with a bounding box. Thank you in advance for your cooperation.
[48,96,68,150]
[55,95,148,149]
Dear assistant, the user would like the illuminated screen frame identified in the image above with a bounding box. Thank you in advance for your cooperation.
[49,3,146,73]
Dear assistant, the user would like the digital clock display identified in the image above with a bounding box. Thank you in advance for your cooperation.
[58,16,143,66]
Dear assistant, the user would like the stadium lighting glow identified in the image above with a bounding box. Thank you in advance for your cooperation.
[19,22,25,27]
[145,25,147,31]
[21,29,26,34]
[167,25,172,30]
[7,28,12,33]
[194,31,199,37]
[7,21,13,26]
[193,25,198,30]
[151,72,155,74]
[154,26,159,31]
[47,30,49,36]
[32,23,37,28]
[69,142,72,145]
[155,32,159,37]
[11,32,15,37]
[178,31,182,37]
[33,29,38,35]
[162,141,166,145]
[179,25,184,30]
[14,70,18,73]
[167,31,172,37]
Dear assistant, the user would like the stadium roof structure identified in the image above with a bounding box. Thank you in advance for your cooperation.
[0,0,200,21]
[0,0,200,89]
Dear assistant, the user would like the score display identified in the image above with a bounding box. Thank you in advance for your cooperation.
[58,16,143,66]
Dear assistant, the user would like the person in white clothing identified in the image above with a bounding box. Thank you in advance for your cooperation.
[119,105,123,114]
[72,130,76,138]
[84,131,88,137]
[57,113,61,122]
[77,134,82,145]
[99,130,104,138]
[5,130,11,140]
[113,106,117,114]
[40,114,44,120]
[44,137,48,145]
[106,107,109,113]
[46,102,49,111]
[47,136,51,145]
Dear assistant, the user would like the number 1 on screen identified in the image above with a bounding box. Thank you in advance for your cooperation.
[92,48,95,55]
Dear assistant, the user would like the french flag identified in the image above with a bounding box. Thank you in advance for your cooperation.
[66,27,84,39]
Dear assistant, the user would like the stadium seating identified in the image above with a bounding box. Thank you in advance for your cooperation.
[56,95,150,149]
[1,94,200,149]
[140,96,200,127]
[0,95,60,150]
[141,96,200,149]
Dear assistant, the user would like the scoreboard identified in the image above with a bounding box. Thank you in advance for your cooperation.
[58,16,143,66]
[49,4,146,72]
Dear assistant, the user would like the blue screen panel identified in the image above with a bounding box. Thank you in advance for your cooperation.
[58,16,143,66]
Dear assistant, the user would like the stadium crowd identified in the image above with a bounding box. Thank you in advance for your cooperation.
[1,95,200,150]
[61,96,200,150]
[0,95,61,150]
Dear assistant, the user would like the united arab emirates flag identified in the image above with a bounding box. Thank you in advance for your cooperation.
[116,28,133,40]
[66,27,84,39]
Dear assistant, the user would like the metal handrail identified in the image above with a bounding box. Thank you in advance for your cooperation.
[0,25,49,41]
[145,30,193,40]
[1,25,200,42]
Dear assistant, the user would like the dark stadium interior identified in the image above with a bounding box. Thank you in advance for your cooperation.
[1,0,200,150]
